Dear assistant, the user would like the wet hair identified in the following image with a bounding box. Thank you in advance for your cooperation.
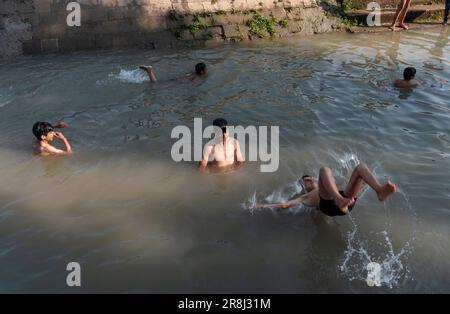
[403,67,416,81]
[302,175,311,180]
[213,118,228,134]
[195,62,207,75]
[32,122,54,140]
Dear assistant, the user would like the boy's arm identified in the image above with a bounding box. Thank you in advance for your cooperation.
[254,194,308,210]
[53,132,72,154]
[234,139,245,162]
[42,145,67,155]
[198,145,213,172]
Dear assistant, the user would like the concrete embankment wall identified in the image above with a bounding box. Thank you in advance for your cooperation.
[1,0,340,58]
[1,0,446,59]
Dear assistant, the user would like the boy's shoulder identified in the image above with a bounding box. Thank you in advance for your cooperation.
[33,140,56,155]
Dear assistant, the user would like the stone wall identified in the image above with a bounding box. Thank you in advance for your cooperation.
[1,0,339,58]
[0,0,33,59]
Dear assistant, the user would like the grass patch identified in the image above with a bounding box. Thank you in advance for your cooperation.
[337,0,359,27]
[187,22,209,35]
[246,14,279,38]
[278,19,288,28]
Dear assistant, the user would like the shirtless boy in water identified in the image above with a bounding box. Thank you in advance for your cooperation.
[254,163,396,217]
[139,62,208,83]
[393,67,418,88]
[32,121,72,156]
[198,118,244,173]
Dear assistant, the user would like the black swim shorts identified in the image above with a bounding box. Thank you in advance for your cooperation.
[319,191,357,217]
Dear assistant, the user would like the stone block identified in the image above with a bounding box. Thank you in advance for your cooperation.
[22,39,42,54]
[223,24,243,38]
[41,38,59,53]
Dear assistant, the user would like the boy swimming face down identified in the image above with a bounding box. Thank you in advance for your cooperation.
[254,163,396,217]
[32,121,72,156]
[394,67,418,88]
[139,62,208,83]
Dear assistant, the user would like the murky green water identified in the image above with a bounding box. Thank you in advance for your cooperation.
[0,26,449,293]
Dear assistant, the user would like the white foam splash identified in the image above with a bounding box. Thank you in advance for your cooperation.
[330,151,361,178]
[242,178,311,215]
[339,215,412,289]
[114,69,148,84]
[241,191,258,215]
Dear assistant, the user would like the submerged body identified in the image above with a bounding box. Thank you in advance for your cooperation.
[198,118,244,173]
[32,122,72,156]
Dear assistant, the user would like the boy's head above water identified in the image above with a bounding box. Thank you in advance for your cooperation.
[33,121,55,141]
[403,67,416,81]
[213,118,228,135]
[195,62,207,76]
[301,175,318,192]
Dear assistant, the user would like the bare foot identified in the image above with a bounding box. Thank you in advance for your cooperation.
[139,65,153,72]
[399,24,409,30]
[389,25,396,31]
[336,197,355,214]
[377,180,397,201]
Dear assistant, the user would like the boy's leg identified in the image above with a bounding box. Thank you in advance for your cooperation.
[343,163,396,201]
[444,0,449,23]
[139,65,157,82]
[398,0,412,28]
[318,167,341,200]
[319,167,354,212]
[390,0,406,30]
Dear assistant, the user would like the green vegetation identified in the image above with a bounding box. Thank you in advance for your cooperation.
[428,11,443,21]
[337,0,359,27]
[341,0,351,12]
[187,22,209,35]
[169,10,183,21]
[246,14,287,38]
[278,18,288,28]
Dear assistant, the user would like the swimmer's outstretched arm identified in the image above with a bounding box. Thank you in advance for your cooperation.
[254,194,308,210]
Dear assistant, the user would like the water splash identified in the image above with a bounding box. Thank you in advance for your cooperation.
[339,213,413,289]
[242,178,311,215]
[329,150,361,178]
[114,69,148,84]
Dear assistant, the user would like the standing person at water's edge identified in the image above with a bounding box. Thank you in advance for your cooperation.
[32,121,72,156]
[198,118,245,173]
[139,62,208,82]
[444,0,449,25]
[390,0,412,31]
[253,163,396,216]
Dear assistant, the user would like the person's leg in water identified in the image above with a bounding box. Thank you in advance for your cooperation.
[397,0,412,29]
[139,65,157,82]
[444,0,449,25]
[343,163,397,201]
[390,0,408,31]
[318,167,355,213]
